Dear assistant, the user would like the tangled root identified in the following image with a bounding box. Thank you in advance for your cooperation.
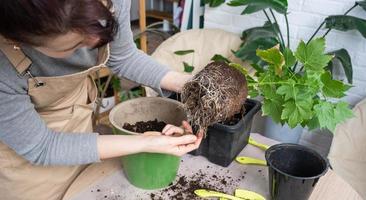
[181,61,248,134]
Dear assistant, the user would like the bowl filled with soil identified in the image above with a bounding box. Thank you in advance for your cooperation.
[109,97,187,189]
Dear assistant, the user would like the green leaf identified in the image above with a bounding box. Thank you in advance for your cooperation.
[276,82,299,101]
[234,22,282,63]
[242,22,280,40]
[295,38,333,72]
[134,38,141,49]
[228,0,288,14]
[229,63,248,76]
[256,45,285,76]
[281,99,313,128]
[357,1,366,11]
[321,71,349,98]
[183,62,194,73]
[283,48,296,68]
[306,116,320,130]
[314,101,335,130]
[111,76,121,91]
[325,15,366,38]
[251,63,265,73]
[314,101,353,131]
[204,0,225,7]
[262,96,284,123]
[327,49,353,84]
[174,49,195,56]
[334,101,354,123]
[235,37,279,63]
[211,54,231,63]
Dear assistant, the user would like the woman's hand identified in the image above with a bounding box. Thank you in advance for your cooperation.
[160,71,192,93]
[143,121,203,156]
[97,121,203,159]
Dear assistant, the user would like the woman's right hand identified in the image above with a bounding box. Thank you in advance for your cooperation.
[143,121,203,156]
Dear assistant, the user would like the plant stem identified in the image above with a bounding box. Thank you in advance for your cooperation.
[263,10,285,47]
[307,22,325,44]
[322,4,358,38]
[299,65,304,72]
[292,63,298,72]
[263,10,272,24]
[307,3,358,44]
[299,3,359,72]
[248,81,308,87]
[284,14,290,48]
[269,9,286,48]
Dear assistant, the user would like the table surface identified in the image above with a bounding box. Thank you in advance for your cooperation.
[71,133,362,200]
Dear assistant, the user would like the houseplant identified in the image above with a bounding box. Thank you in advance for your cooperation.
[203,0,366,131]
[173,52,262,167]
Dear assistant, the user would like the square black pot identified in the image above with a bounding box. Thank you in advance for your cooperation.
[168,93,261,167]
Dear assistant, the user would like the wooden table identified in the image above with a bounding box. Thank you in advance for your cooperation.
[70,133,362,200]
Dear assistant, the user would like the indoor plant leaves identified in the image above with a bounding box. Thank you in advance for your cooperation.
[314,101,354,131]
[183,62,195,73]
[295,38,333,72]
[174,49,195,55]
[228,0,288,14]
[256,45,285,76]
[327,49,353,84]
[247,37,353,131]
[211,54,231,63]
[235,22,281,64]
[321,71,349,98]
[281,99,313,128]
[325,15,366,38]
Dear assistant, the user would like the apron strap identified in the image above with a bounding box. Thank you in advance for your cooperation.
[0,36,32,75]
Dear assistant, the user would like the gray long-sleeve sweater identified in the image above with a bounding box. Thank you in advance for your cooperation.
[0,0,170,166]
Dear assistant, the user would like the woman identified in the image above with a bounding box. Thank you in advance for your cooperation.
[0,0,203,199]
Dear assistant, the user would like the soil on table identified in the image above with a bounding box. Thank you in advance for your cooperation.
[123,119,167,133]
[149,168,244,200]
[182,61,248,134]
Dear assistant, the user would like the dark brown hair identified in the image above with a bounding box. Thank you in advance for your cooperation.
[0,0,118,47]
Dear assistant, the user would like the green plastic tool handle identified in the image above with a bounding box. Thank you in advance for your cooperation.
[248,137,270,151]
[194,189,245,200]
[236,156,267,166]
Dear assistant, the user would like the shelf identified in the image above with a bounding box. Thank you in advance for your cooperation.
[146,10,173,21]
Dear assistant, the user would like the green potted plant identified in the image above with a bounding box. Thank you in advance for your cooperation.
[203,0,366,132]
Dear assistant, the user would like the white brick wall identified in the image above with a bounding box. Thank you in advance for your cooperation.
[204,0,366,106]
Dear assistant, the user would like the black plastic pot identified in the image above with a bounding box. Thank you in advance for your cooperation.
[265,143,329,200]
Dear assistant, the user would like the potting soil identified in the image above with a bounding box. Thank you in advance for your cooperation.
[149,168,245,200]
[123,119,167,133]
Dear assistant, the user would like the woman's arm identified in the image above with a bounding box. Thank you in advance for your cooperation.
[107,0,190,94]
[98,122,203,159]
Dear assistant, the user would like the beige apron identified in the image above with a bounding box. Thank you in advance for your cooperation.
[0,39,121,200]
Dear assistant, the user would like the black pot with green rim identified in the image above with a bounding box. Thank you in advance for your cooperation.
[265,143,329,200]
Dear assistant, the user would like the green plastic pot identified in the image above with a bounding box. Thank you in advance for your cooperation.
[109,97,186,189]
